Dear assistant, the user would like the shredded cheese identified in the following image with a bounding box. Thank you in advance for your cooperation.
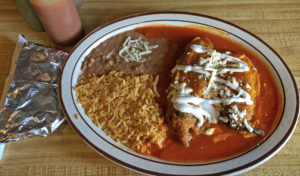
[119,37,158,62]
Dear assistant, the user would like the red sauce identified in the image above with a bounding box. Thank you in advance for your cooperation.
[135,25,283,162]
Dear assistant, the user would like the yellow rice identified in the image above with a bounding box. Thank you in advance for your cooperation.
[73,71,166,151]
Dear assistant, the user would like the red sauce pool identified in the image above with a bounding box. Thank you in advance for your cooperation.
[135,25,283,162]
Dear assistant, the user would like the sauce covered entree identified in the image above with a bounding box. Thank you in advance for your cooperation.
[74,25,283,162]
[167,37,263,147]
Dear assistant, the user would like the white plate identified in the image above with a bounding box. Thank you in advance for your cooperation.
[59,12,299,175]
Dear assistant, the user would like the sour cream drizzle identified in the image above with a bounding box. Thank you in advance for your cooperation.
[170,44,253,127]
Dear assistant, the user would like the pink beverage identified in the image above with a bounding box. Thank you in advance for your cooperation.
[30,0,84,46]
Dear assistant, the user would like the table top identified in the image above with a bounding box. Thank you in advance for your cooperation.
[1,0,300,175]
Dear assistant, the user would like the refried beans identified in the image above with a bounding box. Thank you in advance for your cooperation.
[82,30,168,75]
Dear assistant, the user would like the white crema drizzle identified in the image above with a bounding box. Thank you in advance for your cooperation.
[170,44,253,127]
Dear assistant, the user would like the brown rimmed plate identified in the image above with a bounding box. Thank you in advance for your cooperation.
[59,12,299,175]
